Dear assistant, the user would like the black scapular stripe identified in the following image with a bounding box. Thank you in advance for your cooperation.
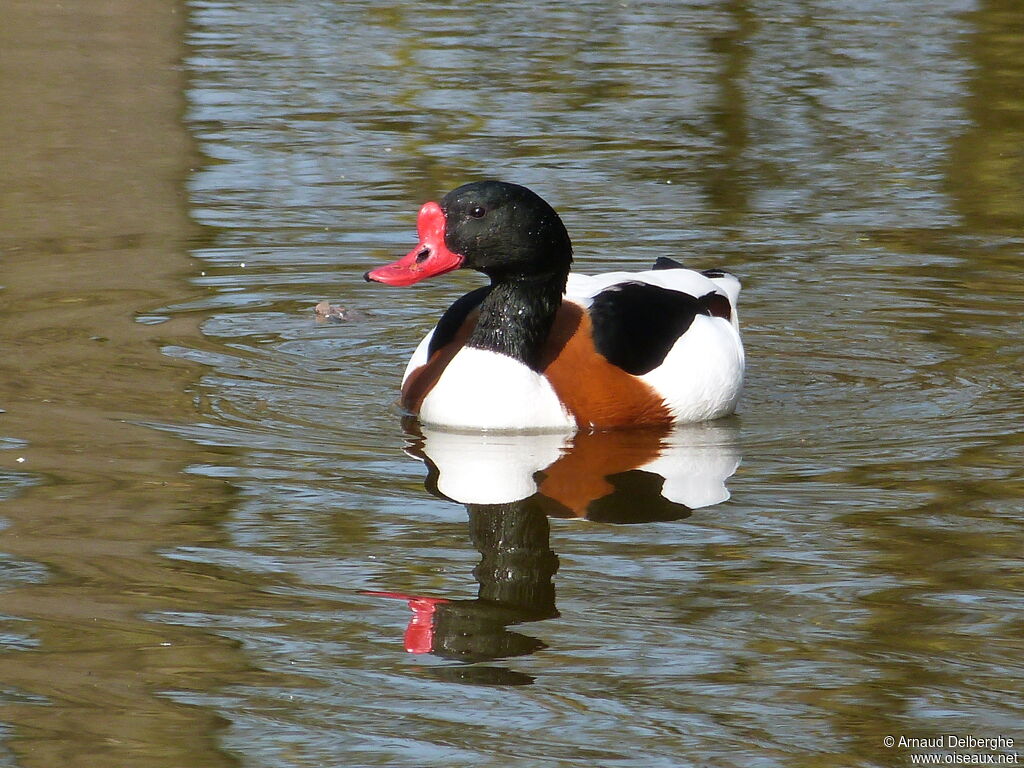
[427,285,493,357]
[590,281,727,376]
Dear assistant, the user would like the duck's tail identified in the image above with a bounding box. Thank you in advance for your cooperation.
[652,257,741,331]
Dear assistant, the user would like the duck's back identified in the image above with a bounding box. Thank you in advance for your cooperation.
[561,262,744,425]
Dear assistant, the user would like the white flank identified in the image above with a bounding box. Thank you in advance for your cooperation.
[418,347,576,431]
[642,314,745,423]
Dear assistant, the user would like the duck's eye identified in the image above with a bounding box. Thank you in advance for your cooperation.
[470,206,486,219]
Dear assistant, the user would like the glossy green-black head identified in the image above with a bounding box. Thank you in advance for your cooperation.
[365,180,573,286]
[439,181,573,280]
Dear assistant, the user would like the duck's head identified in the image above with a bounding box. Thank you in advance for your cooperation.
[365,180,573,287]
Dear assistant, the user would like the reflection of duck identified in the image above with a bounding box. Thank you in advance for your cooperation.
[367,496,559,686]
[410,421,741,522]
[366,425,740,682]
[365,180,744,431]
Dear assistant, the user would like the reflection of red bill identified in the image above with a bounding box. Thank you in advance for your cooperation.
[363,590,451,654]
[364,202,464,286]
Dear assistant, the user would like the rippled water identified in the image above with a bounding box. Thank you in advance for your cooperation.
[2,0,1023,766]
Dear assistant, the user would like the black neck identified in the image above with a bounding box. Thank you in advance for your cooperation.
[467,271,566,371]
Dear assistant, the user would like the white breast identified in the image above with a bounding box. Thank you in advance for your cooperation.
[417,347,576,432]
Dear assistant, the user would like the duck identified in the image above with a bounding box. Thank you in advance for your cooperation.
[365,180,744,431]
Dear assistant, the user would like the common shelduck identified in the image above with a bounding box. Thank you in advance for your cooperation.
[365,181,744,431]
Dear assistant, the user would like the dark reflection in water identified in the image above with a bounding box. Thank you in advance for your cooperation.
[369,425,739,684]
[368,498,557,687]
[947,0,1024,232]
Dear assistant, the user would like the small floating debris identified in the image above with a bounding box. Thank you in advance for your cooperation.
[314,300,357,323]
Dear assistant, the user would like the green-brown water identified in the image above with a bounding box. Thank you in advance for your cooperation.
[1,1,1022,766]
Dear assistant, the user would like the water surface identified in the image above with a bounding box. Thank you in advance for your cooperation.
[1,0,1022,766]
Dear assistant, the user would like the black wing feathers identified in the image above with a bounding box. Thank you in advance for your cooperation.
[590,282,728,376]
